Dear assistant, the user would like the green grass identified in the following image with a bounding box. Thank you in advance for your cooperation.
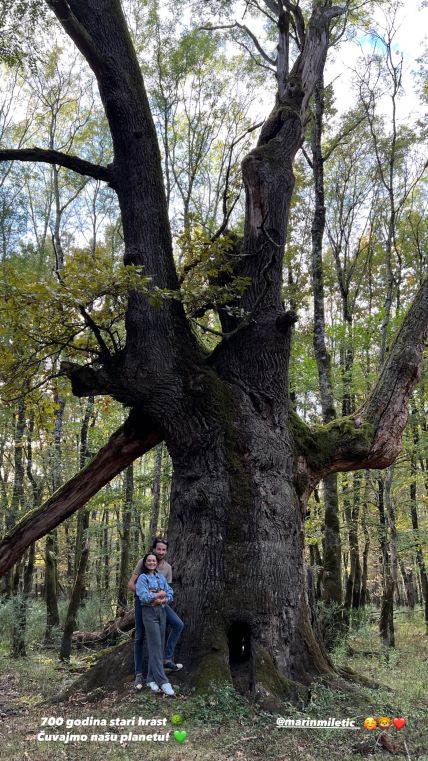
[0,607,427,761]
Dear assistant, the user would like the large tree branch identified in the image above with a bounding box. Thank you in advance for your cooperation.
[0,413,162,576]
[0,148,114,185]
[45,0,105,77]
[293,277,428,495]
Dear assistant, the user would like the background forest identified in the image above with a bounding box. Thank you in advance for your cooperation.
[0,1,427,758]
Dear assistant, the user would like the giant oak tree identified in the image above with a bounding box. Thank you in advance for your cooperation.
[0,0,427,697]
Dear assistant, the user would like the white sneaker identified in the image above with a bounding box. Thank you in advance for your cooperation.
[161,682,174,696]
[164,661,183,672]
[147,681,160,692]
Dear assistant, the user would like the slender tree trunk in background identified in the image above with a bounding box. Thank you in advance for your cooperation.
[415,565,423,605]
[103,509,109,593]
[11,411,40,657]
[60,539,89,660]
[74,396,94,575]
[44,397,65,643]
[95,531,102,593]
[117,463,133,612]
[399,560,416,610]
[9,402,26,656]
[5,401,26,598]
[131,511,141,563]
[159,459,170,536]
[0,440,9,585]
[332,242,359,620]
[378,478,395,652]
[64,523,73,580]
[309,543,323,600]
[309,76,342,608]
[11,544,35,658]
[340,322,354,418]
[360,475,370,607]
[376,295,395,647]
[44,533,59,642]
[149,443,163,541]
[322,474,341,605]
[60,397,94,657]
[384,464,401,604]
[344,473,362,611]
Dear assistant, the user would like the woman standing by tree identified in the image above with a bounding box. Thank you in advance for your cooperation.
[135,553,175,695]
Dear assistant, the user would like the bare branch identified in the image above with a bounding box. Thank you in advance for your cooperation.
[235,21,276,65]
[78,305,112,360]
[0,147,114,186]
[200,23,276,66]
[247,0,277,23]
[301,145,313,169]
[211,120,265,243]
[322,113,366,162]
[282,1,305,49]
[237,41,276,73]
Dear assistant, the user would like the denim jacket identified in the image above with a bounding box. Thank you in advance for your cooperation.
[136,571,173,606]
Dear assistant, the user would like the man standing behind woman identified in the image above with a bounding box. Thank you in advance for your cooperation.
[135,552,175,695]
[128,537,184,691]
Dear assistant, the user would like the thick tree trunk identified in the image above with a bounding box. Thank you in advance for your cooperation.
[167,382,333,699]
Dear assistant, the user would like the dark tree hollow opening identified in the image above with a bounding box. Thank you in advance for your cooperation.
[228,622,254,696]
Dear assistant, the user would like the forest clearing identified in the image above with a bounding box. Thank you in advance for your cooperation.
[0,1,427,759]
[0,608,427,760]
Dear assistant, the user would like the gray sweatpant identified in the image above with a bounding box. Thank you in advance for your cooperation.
[141,604,168,686]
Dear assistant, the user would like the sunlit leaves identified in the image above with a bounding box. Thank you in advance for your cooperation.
[177,221,250,322]
[0,249,150,400]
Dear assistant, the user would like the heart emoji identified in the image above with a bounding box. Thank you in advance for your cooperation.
[173,730,187,744]
[393,718,407,731]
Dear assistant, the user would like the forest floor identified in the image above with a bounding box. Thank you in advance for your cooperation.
[0,607,427,761]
